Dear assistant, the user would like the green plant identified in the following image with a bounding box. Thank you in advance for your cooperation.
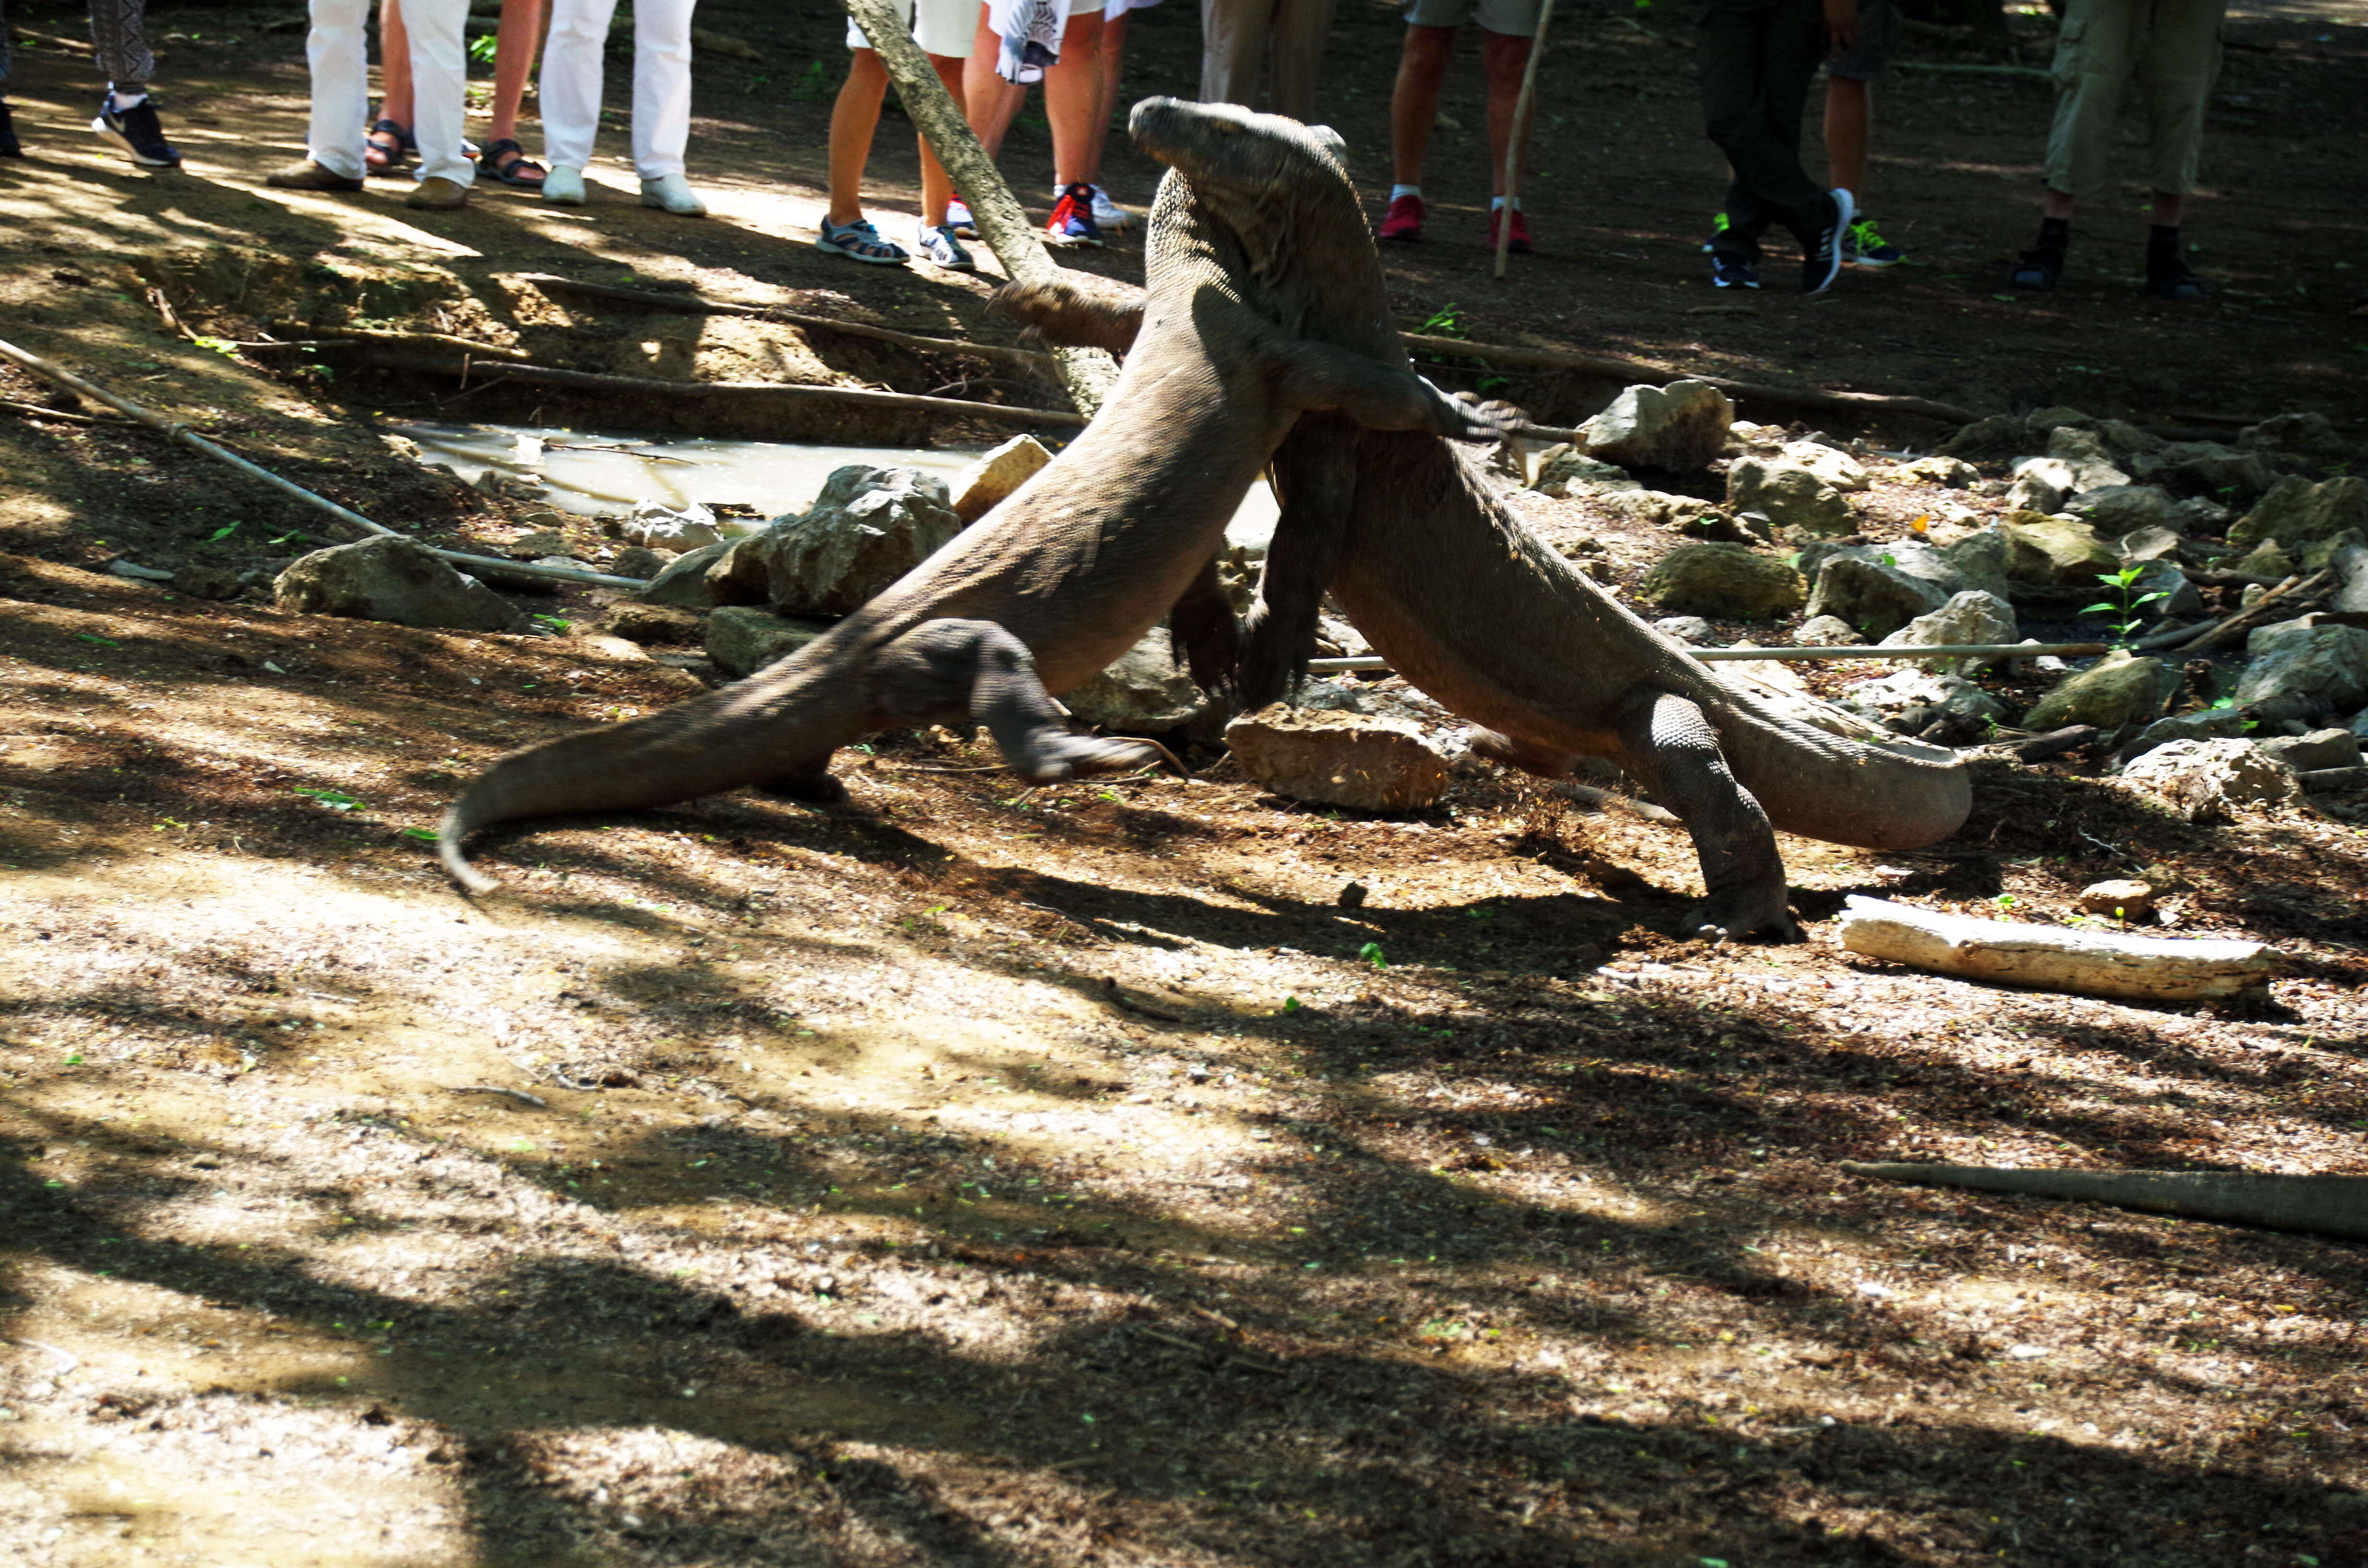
[294,787,364,812]
[1358,941,1388,970]
[468,33,498,64]
[1417,304,1468,339]
[2084,564,2168,647]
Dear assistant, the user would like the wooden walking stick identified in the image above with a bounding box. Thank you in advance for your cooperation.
[1493,0,1559,280]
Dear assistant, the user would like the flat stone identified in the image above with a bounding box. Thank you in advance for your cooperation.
[2076,879,2159,919]
[2046,426,2132,493]
[1794,613,1859,646]
[1836,667,2007,734]
[1530,446,1640,498]
[1726,456,1853,536]
[703,606,834,678]
[608,545,676,581]
[1577,379,1735,471]
[2001,511,2117,588]
[1062,627,1205,735]
[2157,441,2275,503]
[2120,738,2300,820]
[2022,650,2177,732]
[1225,706,1453,812]
[2116,525,2183,563]
[2235,621,2368,714]
[1651,615,1718,644]
[1776,440,1870,493]
[621,501,725,553]
[2072,484,2175,538]
[2123,706,2248,762]
[950,434,1053,524]
[1895,454,1977,488]
[1641,543,1807,620]
[2239,412,2343,457]
[1803,554,1949,639]
[273,535,531,633]
[603,601,705,645]
[2256,728,2363,772]
[636,540,734,608]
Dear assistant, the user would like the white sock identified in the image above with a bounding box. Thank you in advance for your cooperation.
[1390,184,1422,202]
[109,88,148,109]
[1490,195,1523,212]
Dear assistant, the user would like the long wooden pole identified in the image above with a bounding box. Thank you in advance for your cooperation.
[840,0,1120,416]
[1306,641,2107,672]
[1493,0,1558,281]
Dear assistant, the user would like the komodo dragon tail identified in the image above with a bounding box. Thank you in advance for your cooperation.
[1844,1163,2368,1242]
[1706,683,1972,852]
[439,658,868,895]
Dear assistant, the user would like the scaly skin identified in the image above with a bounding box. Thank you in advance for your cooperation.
[439,98,1502,894]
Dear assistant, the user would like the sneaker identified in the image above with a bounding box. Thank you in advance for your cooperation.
[404,174,470,210]
[91,92,179,168]
[264,158,363,192]
[2145,249,2210,301]
[1377,192,1424,243]
[914,221,974,270]
[1489,206,1533,255]
[0,102,22,158]
[945,198,978,239]
[1046,183,1103,247]
[2009,245,2063,291]
[1801,188,1853,294]
[1087,184,1132,231]
[815,216,908,265]
[1711,255,1761,290]
[1701,209,1730,255]
[640,173,708,216]
[1844,217,1904,268]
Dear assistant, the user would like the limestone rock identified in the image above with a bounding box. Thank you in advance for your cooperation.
[1836,667,2007,734]
[1225,705,1452,811]
[1878,589,2019,673]
[1794,613,1860,646]
[2335,535,2368,615]
[1531,446,1641,498]
[950,434,1053,524]
[2125,558,2204,618]
[2120,738,2300,820]
[2077,880,2159,920]
[2300,527,2367,576]
[2123,706,2248,762]
[2239,412,2343,457]
[704,606,832,678]
[2169,496,2232,534]
[172,564,243,600]
[1641,543,1807,620]
[603,601,704,644]
[609,545,675,581]
[1577,379,1734,471]
[2072,484,2175,538]
[1776,440,1870,493]
[1939,414,2030,459]
[2234,621,2368,715]
[570,632,649,663]
[1291,677,1372,714]
[2046,426,2132,493]
[2256,728,2363,772]
[503,528,575,560]
[1726,456,1853,536]
[749,465,961,616]
[1598,489,1727,533]
[2006,457,2074,515]
[622,500,725,553]
[1937,527,2014,600]
[636,540,735,608]
[2228,475,2368,551]
[1803,554,1949,639]
[2002,511,2117,588]
[2021,649,2176,732]
[1896,454,1977,488]
[2231,540,2294,581]
[273,536,531,633]
[1063,627,1205,734]
[2158,441,2275,502]
[1651,615,1717,644]
[2116,525,2182,563]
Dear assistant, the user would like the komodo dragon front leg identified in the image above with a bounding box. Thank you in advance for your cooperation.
[867,618,1179,783]
[1608,692,1799,943]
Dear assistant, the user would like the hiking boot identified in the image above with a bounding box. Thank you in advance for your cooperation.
[1087,184,1133,231]
[945,197,978,238]
[1701,209,1730,255]
[1844,216,1904,267]
[1489,206,1534,255]
[264,158,363,192]
[1046,183,1103,247]
[1801,188,1853,294]
[914,221,974,270]
[2145,239,2210,301]
[815,216,907,265]
[1711,254,1761,290]
[91,92,179,168]
[406,175,470,209]
[1377,192,1424,243]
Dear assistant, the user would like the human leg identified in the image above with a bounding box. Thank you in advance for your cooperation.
[1043,8,1103,187]
[1823,73,1866,200]
[284,0,372,183]
[1698,0,1825,240]
[919,51,967,225]
[1268,0,1341,122]
[1199,0,1270,109]
[962,7,1024,158]
[2134,0,2222,295]
[402,0,472,187]
[481,0,547,183]
[88,0,181,165]
[626,0,693,181]
[826,49,891,226]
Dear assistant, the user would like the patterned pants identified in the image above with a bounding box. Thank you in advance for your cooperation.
[0,0,155,87]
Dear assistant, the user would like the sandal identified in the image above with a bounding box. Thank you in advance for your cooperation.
[481,136,545,189]
[814,217,908,266]
[364,117,410,176]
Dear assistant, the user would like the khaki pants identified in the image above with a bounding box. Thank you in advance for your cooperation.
[2043,0,2226,198]
[1199,0,1339,121]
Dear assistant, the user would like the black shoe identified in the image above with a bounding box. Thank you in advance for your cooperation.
[0,102,20,159]
[92,93,180,168]
[1801,188,1853,294]
[2145,247,2210,301]
[2009,246,2063,291]
[1711,254,1761,289]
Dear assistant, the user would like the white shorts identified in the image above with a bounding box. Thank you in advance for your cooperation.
[846,0,982,58]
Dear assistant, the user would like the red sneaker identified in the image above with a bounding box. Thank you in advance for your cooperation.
[1377,193,1424,244]
[1489,206,1534,255]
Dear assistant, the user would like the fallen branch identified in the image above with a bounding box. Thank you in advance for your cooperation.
[1304,640,2106,673]
[2005,725,2098,763]
[1832,894,2278,1003]
[0,396,127,425]
[2168,570,2336,654]
[1395,332,1979,424]
[267,324,537,362]
[513,273,1056,375]
[1842,1163,2368,1243]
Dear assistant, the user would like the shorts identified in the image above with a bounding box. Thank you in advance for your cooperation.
[1825,0,1896,81]
[1405,0,1543,37]
[846,0,981,58]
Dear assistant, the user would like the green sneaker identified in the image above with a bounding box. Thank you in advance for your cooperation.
[1700,209,1730,255]
[1845,217,1905,268]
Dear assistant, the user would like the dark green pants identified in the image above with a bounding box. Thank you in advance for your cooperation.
[1699,0,1825,257]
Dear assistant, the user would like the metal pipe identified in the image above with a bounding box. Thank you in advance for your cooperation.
[1305,641,2109,673]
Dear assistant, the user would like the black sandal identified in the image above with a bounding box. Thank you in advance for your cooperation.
[364,117,409,176]
[481,137,546,190]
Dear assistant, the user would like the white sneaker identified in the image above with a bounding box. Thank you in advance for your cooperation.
[1088,185,1132,231]
[913,221,974,270]
[542,162,585,205]
[944,198,977,238]
[640,173,707,217]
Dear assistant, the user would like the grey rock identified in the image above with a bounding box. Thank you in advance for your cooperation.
[1641,543,1807,620]
[2349,708,2368,740]
[2022,649,2177,732]
[2116,525,2183,563]
[703,606,833,678]
[2024,405,2095,438]
[1937,527,2014,600]
[1063,627,1205,735]
[1837,667,2008,733]
[1776,439,1870,493]
[2334,535,2368,615]
[2006,457,2074,515]
[1895,454,1978,488]
[2120,738,2300,820]
[2235,621,2368,714]
[2071,484,2176,537]
[2300,527,2367,576]
[106,558,175,582]
[622,501,725,553]
[1878,589,2019,674]
[2168,496,2232,534]
[1316,615,1372,660]
[1939,414,2031,459]
[1225,705,1453,811]
[1794,613,1860,646]
[2047,426,2132,493]
[1799,543,1959,639]
[1651,615,1718,644]
[749,465,962,617]
[1726,456,1853,536]
[502,528,575,560]
[2229,475,2368,552]
[2256,728,2363,772]
[2124,706,2250,762]
[609,545,676,581]
[172,564,243,600]
[635,540,735,609]
[2231,540,2294,581]
[2158,441,2276,503]
[273,535,530,633]
[2125,558,2204,618]
[603,601,704,645]
[2001,511,2117,588]
[1531,446,1641,497]
[1577,379,1735,471]
[1291,677,1372,714]
[2239,412,2343,457]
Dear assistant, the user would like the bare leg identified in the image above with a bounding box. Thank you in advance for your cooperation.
[1389,24,1455,186]
[487,0,546,146]
[1615,690,1796,942]
[1045,10,1104,188]
[1478,26,1532,197]
[379,0,413,123]
[964,9,1025,159]
[2148,189,2183,225]
[1823,73,1868,205]
[1089,10,1129,184]
[918,52,965,225]
[826,49,890,227]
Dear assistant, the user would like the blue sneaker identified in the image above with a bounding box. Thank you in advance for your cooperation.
[1845,217,1905,268]
[1046,183,1103,248]
[1711,255,1761,289]
[914,221,974,270]
[91,92,179,168]
[814,217,907,266]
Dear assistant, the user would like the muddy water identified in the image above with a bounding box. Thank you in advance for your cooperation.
[394,420,1283,547]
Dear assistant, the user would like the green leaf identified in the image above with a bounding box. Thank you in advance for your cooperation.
[2080,602,2117,615]
[401,827,438,842]
[1283,996,1300,1013]
[74,633,120,647]
[293,787,364,811]
[207,523,241,541]
[1358,941,1388,970]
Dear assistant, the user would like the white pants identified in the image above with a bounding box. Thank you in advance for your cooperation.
[541,0,696,180]
[304,0,472,184]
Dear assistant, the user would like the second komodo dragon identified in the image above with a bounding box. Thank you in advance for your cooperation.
[438,100,1501,893]
[1004,120,1970,940]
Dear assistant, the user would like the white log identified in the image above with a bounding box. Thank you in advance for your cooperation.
[1832,894,2278,1003]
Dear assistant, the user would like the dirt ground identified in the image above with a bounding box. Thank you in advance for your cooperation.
[3,1,2368,1564]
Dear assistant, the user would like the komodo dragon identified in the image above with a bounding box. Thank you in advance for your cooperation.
[1003,137,1970,942]
[438,100,1502,894]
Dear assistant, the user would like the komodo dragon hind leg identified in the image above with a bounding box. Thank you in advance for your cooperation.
[752,753,850,805]
[1168,556,1242,700]
[1238,414,1360,710]
[1616,690,1801,944]
[875,619,1181,785]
